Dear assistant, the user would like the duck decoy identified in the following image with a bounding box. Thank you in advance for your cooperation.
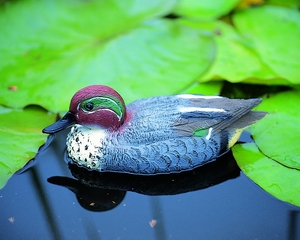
[43,85,266,175]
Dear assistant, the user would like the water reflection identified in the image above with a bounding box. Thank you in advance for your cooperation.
[2,129,299,239]
[48,150,239,211]
[48,177,126,212]
[289,211,300,240]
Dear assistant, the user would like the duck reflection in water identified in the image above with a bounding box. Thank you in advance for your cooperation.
[48,150,240,211]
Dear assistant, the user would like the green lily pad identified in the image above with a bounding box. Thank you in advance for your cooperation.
[183,81,223,95]
[233,142,300,207]
[0,0,215,112]
[251,90,300,169]
[233,6,300,84]
[181,5,300,85]
[174,0,239,20]
[186,20,282,84]
[0,106,56,189]
[232,90,300,206]
[267,0,300,8]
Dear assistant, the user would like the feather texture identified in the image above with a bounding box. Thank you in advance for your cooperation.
[65,94,266,174]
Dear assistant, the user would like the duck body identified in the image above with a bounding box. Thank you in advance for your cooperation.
[43,85,266,175]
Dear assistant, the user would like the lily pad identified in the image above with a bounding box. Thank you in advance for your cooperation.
[251,90,300,169]
[233,5,300,84]
[186,21,282,84]
[0,106,56,189]
[183,4,300,85]
[232,90,300,206]
[267,0,300,8]
[174,0,240,20]
[233,143,300,207]
[183,81,223,95]
[0,0,215,112]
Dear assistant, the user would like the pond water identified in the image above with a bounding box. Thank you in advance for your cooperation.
[0,130,299,240]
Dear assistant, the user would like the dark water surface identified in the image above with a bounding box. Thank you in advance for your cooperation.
[0,130,299,240]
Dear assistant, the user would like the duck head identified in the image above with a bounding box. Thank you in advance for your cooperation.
[43,85,126,134]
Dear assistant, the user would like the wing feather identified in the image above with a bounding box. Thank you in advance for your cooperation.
[117,95,262,145]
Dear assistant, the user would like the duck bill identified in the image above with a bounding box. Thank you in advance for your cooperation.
[43,111,76,134]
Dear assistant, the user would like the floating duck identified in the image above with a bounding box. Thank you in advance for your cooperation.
[43,85,266,175]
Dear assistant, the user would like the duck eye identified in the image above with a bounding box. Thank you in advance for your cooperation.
[84,102,94,111]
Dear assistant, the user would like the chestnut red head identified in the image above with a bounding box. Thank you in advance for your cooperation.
[70,85,126,128]
[43,85,126,134]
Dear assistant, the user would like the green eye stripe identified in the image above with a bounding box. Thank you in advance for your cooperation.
[81,96,124,119]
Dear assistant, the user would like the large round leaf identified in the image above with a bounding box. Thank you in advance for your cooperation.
[174,0,239,20]
[233,142,300,207]
[0,106,56,189]
[180,19,290,85]
[233,89,300,206]
[189,21,283,83]
[233,6,300,84]
[184,81,223,95]
[0,0,215,112]
[267,0,300,8]
[251,90,300,169]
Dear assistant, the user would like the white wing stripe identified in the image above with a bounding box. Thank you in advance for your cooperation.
[178,107,226,113]
[178,94,222,99]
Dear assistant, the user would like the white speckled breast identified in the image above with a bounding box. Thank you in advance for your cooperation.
[66,124,109,170]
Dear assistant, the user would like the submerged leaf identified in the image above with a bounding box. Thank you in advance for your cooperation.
[0,106,56,189]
